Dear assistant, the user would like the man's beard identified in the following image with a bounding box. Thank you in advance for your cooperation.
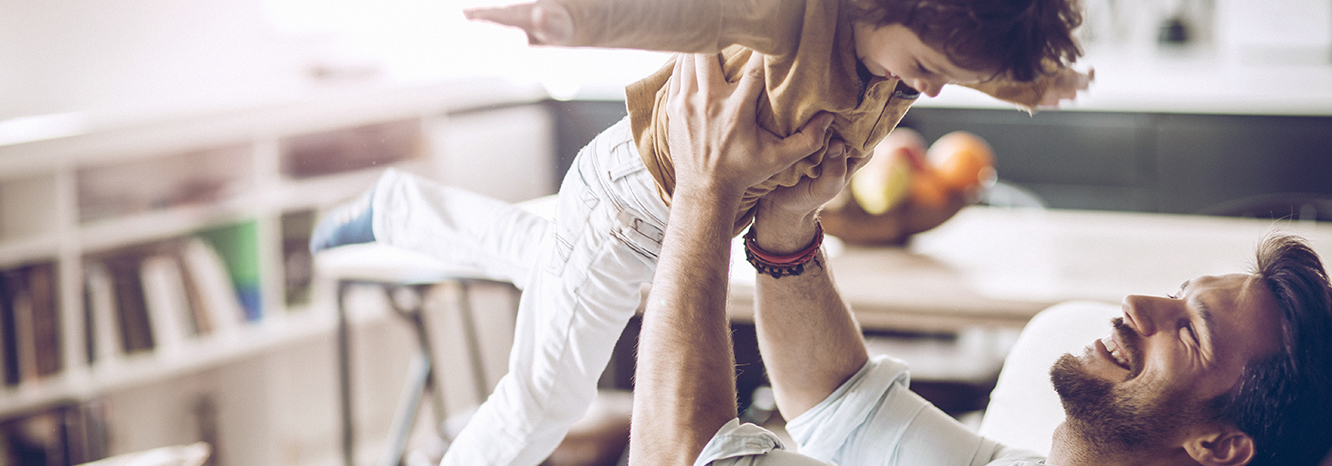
[1048,318,1200,456]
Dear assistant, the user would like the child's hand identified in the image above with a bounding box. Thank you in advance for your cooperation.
[1038,67,1093,108]
[464,1,574,46]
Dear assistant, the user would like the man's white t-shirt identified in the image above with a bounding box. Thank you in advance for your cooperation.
[696,355,1048,466]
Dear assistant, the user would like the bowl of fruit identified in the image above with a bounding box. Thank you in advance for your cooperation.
[820,128,996,246]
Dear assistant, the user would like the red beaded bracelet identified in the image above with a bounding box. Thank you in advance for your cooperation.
[744,222,823,279]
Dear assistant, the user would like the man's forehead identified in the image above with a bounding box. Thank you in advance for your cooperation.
[1193,273,1283,359]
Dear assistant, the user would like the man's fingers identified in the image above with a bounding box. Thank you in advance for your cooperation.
[668,57,684,103]
[733,53,766,119]
[693,53,725,91]
[773,113,834,161]
[846,152,869,178]
[683,54,700,92]
[820,142,850,181]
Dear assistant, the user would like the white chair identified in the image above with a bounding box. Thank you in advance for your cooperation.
[978,301,1332,466]
[977,300,1121,455]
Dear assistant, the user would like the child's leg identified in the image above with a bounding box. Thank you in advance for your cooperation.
[441,118,668,465]
[368,168,550,289]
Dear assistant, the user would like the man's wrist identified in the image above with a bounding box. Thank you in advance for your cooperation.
[751,212,820,255]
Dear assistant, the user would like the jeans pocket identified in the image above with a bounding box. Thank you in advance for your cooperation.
[548,174,600,276]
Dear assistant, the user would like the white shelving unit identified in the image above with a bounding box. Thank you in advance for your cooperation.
[0,77,553,464]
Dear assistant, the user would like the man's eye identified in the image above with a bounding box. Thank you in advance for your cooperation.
[1182,322,1199,345]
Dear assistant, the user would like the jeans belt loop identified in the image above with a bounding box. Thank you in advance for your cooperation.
[617,210,664,244]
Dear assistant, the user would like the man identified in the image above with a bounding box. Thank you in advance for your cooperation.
[635,52,1332,466]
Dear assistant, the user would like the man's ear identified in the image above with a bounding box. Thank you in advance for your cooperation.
[1183,426,1256,466]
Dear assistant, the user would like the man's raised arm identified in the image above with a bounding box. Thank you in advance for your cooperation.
[749,144,870,419]
[628,52,831,465]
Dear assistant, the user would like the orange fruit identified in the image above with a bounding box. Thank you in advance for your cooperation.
[926,131,995,190]
[908,167,950,208]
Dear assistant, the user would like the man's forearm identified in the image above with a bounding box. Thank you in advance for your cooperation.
[752,211,869,419]
[630,188,741,465]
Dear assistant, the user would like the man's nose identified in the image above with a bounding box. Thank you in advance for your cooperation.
[1121,294,1176,336]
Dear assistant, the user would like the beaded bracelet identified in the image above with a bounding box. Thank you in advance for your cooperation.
[744,222,824,279]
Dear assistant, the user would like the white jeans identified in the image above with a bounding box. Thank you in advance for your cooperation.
[374,118,668,465]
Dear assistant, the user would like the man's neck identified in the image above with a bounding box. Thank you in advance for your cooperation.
[1047,422,1195,466]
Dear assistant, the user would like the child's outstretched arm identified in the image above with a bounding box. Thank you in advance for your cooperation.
[463,0,805,56]
[464,2,575,46]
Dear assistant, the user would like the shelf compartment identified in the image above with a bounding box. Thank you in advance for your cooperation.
[0,174,60,245]
[78,198,257,253]
[0,309,336,419]
[280,119,424,179]
[76,144,254,224]
[0,237,59,269]
[273,159,430,213]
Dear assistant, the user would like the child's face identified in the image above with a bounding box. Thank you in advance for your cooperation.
[853,23,992,98]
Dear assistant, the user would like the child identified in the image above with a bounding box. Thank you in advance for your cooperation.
[312,0,1088,463]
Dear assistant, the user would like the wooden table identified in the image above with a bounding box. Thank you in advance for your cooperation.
[726,207,1332,334]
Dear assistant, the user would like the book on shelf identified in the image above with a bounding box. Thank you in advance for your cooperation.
[178,237,244,336]
[0,399,109,466]
[139,253,194,354]
[83,235,252,363]
[280,210,315,308]
[196,222,263,322]
[83,263,123,367]
[0,262,63,385]
[0,268,19,386]
[101,253,155,355]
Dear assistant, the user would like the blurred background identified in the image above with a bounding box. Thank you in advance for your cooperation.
[0,0,1329,465]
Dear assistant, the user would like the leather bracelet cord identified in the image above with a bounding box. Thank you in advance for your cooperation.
[744,222,823,279]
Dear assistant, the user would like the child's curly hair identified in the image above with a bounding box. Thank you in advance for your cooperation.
[852,0,1083,81]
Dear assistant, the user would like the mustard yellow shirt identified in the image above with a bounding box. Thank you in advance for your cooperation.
[557,0,1052,234]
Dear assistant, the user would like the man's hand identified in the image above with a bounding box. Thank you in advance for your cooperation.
[750,141,859,253]
[665,52,834,201]
[758,141,859,219]
[1038,67,1093,108]
[463,1,574,46]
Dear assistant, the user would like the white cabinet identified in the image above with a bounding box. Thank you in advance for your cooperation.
[0,79,550,465]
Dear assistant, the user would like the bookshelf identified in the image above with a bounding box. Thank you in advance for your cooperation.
[0,77,551,464]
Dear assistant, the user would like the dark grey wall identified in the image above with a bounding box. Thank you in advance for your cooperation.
[901,108,1332,219]
[543,100,631,187]
[541,100,1332,220]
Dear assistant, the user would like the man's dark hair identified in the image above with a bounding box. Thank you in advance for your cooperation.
[850,0,1083,81]
[1208,234,1332,466]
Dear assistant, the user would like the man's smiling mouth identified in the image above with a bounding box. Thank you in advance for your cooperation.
[1101,335,1131,370]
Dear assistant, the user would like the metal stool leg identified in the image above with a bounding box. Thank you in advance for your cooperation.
[337,281,355,466]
